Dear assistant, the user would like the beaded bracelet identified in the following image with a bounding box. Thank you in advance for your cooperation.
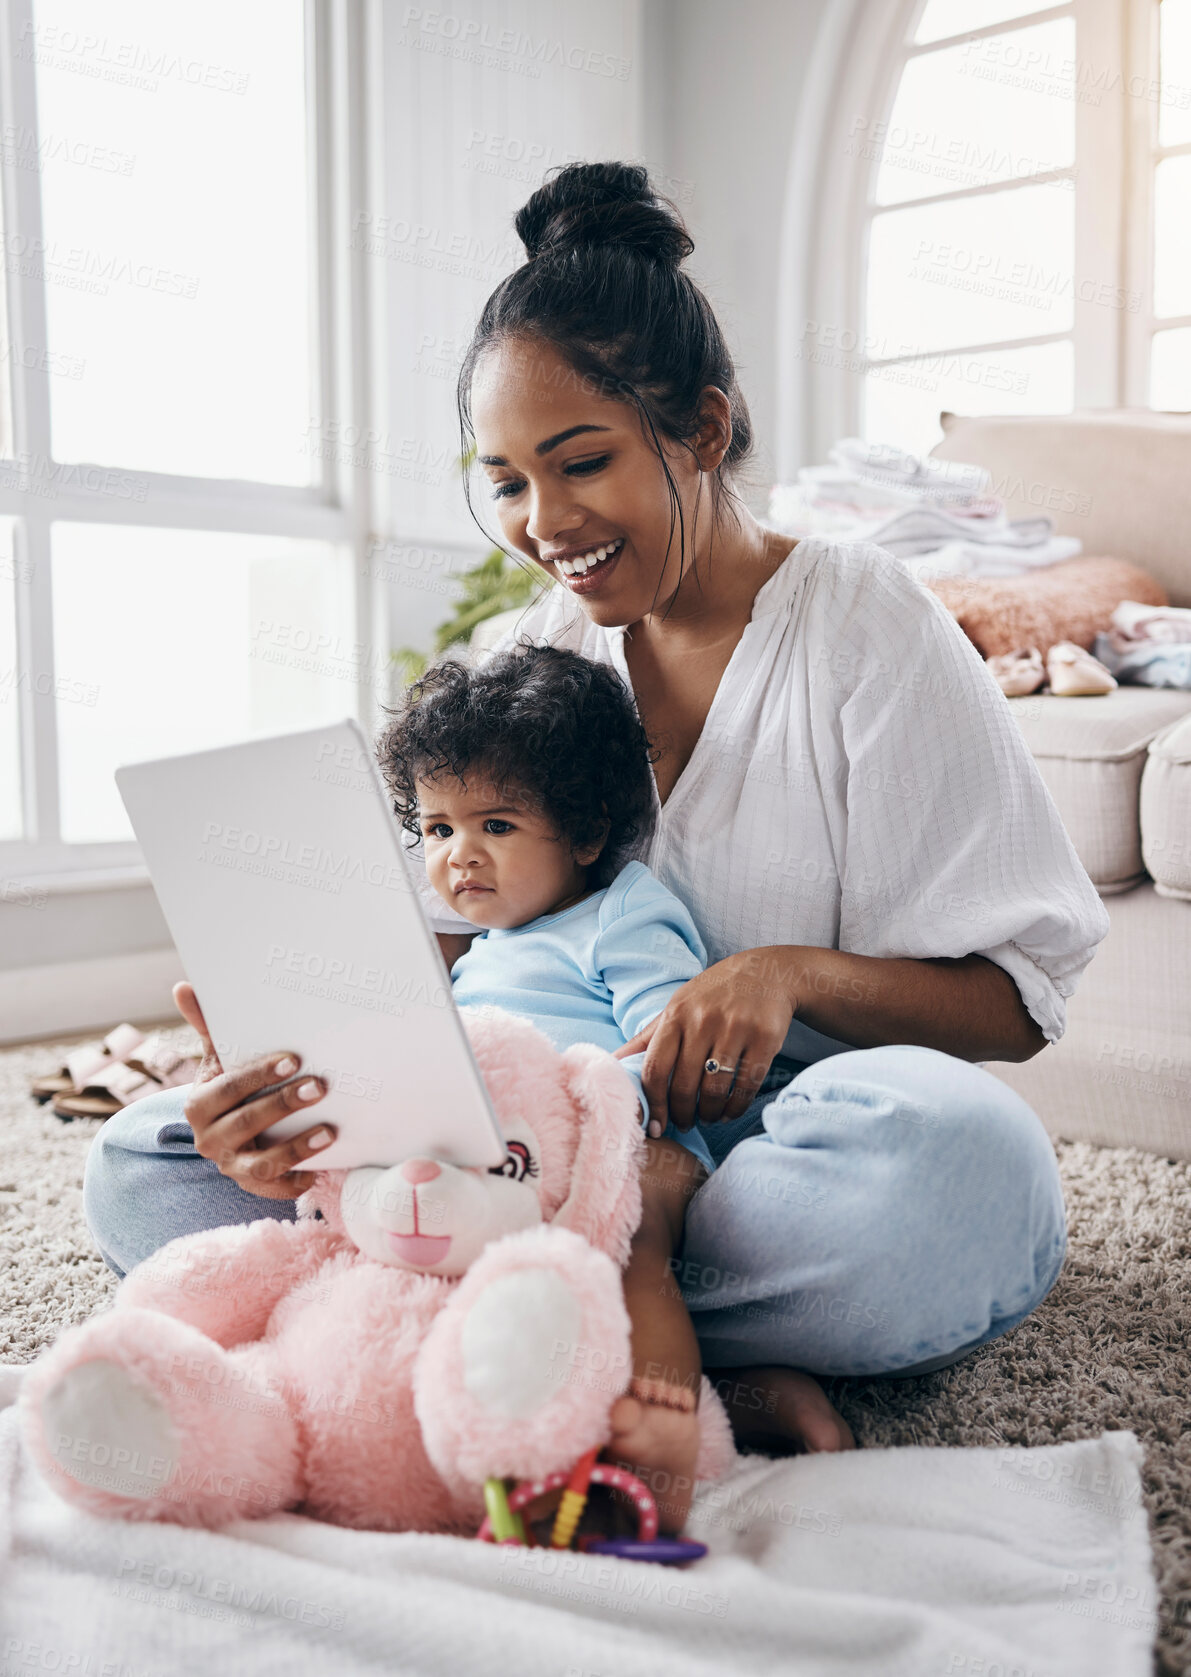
[628,1375,698,1413]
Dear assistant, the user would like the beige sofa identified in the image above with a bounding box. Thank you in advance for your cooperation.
[473,409,1191,1161]
[932,411,1191,1161]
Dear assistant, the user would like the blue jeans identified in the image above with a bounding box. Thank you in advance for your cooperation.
[83,1043,1066,1380]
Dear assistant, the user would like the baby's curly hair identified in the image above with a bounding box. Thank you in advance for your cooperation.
[377,643,657,887]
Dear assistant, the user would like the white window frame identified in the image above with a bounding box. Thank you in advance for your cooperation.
[778,0,1159,473]
[0,0,384,889]
[1122,0,1191,401]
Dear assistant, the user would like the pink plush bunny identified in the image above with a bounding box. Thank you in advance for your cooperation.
[22,1009,735,1532]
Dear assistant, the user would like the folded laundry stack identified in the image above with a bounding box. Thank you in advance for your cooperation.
[768,438,1082,582]
[1094,601,1191,690]
[769,439,1183,697]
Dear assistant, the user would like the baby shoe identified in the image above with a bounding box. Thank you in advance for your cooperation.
[986,646,1045,696]
[1046,641,1118,696]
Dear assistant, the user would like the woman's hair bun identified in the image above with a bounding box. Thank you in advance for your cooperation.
[515,161,693,269]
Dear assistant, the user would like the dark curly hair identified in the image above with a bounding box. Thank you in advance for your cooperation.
[377,644,656,889]
[457,160,754,611]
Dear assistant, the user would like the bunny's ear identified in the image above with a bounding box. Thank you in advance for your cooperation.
[296,1170,351,1235]
[552,1046,644,1265]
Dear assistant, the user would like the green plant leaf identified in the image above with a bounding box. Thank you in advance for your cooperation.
[393,546,552,670]
[390,647,428,686]
[388,449,554,680]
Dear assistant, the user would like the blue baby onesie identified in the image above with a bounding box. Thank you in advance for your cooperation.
[449,859,715,1172]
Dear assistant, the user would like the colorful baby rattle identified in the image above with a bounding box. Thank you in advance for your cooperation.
[476,1447,706,1565]
[549,1445,601,1548]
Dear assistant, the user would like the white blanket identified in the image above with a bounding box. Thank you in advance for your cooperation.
[0,1365,1156,1677]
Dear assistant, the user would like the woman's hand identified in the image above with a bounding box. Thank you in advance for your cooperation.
[615,943,1045,1130]
[615,951,799,1130]
[172,982,337,1201]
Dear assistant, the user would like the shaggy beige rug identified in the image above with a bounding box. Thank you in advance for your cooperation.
[2,1026,1188,1675]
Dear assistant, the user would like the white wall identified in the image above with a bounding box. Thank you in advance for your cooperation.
[0,877,180,1043]
[652,0,832,502]
[374,0,652,655]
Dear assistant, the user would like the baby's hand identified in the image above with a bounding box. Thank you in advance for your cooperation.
[605,1393,701,1534]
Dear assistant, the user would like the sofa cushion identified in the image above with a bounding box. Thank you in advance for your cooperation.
[1141,714,1191,900]
[1008,687,1191,892]
[930,410,1191,607]
[926,556,1167,658]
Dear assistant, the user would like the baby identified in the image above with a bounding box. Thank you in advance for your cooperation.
[376,644,732,1521]
[378,645,848,1528]
[377,643,716,1167]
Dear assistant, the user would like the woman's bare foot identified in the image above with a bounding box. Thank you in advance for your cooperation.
[706,1364,856,1456]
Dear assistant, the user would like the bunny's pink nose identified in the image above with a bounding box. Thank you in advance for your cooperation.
[400,1158,441,1184]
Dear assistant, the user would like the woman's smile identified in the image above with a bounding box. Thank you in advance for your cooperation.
[541,535,626,593]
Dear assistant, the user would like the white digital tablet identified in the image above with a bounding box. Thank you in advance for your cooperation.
[115,720,506,1171]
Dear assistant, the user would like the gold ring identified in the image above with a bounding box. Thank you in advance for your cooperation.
[704,1057,722,1076]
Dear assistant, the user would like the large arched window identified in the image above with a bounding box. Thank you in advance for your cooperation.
[783,0,1187,460]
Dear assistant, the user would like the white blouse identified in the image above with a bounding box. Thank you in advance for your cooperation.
[409,537,1110,1063]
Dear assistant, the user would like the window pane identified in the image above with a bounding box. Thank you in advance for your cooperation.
[867,184,1074,356]
[875,20,1074,206]
[862,339,1073,456]
[1159,0,1191,149]
[0,523,22,840]
[1150,327,1191,410]
[1153,155,1191,320]
[52,526,355,844]
[913,0,1059,46]
[32,0,315,484]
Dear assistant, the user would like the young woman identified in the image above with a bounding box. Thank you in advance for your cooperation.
[84,162,1108,1477]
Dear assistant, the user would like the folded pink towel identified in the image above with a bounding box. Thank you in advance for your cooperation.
[1101,600,1191,651]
